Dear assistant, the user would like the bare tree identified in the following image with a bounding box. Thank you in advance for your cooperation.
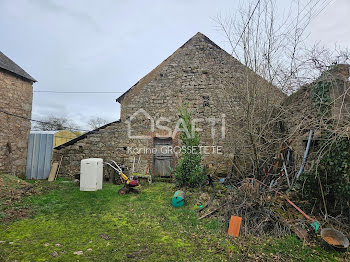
[214,0,308,177]
[215,0,350,222]
[33,115,80,131]
[87,117,108,130]
[214,0,350,178]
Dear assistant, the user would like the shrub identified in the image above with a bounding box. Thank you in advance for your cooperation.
[174,106,204,187]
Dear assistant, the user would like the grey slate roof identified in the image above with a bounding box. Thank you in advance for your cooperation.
[0,51,36,82]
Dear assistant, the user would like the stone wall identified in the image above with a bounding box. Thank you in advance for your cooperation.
[53,33,285,177]
[282,64,350,170]
[328,64,350,124]
[0,69,33,176]
[53,120,172,177]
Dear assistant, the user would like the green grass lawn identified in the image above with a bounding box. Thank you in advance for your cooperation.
[0,180,348,261]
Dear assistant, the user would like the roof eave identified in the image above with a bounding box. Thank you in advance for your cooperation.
[0,67,37,83]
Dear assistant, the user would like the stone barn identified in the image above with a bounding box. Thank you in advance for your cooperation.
[53,32,284,178]
[282,64,350,169]
[0,51,36,176]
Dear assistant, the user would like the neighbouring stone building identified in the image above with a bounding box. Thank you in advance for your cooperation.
[0,51,36,176]
[283,64,350,169]
[53,32,285,177]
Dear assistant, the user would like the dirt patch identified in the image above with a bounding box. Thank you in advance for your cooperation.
[0,174,38,223]
[3,208,30,223]
[126,248,150,260]
[0,174,37,201]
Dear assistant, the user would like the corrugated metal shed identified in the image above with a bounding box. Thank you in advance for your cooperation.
[26,132,55,179]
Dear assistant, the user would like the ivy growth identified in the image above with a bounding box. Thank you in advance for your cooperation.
[299,79,350,216]
[311,80,331,115]
[299,138,350,214]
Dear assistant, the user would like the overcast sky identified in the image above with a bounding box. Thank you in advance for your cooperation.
[1,0,349,130]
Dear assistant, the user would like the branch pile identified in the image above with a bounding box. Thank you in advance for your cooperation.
[224,179,291,237]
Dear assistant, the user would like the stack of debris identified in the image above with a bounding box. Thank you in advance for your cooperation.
[224,178,291,237]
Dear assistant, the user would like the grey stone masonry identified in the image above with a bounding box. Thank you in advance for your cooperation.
[0,69,34,176]
[53,32,285,177]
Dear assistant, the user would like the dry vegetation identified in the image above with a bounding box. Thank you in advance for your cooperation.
[211,0,350,239]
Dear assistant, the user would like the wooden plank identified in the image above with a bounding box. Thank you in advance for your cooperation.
[48,162,59,182]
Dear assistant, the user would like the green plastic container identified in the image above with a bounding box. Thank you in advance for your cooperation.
[171,190,185,207]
